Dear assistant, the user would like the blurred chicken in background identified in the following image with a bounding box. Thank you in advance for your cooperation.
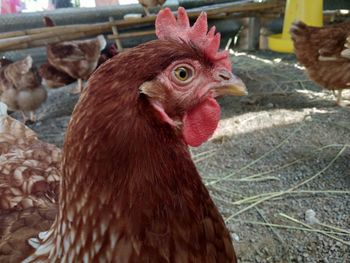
[138,0,166,16]
[97,42,119,68]
[0,56,46,122]
[39,62,75,88]
[41,16,107,93]
[291,21,350,106]
[0,58,13,68]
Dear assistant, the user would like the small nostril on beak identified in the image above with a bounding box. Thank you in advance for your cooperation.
[217,70,232,81]
[219,73,230,80]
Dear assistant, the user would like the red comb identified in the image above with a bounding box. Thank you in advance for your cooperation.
[155,7,231,70]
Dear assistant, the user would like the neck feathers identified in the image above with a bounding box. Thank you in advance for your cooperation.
[29,40,211,261]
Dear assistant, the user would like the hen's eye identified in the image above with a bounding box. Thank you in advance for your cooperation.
[173,66,193,82]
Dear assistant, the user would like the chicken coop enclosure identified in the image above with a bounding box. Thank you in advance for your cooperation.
[0,0,350,262]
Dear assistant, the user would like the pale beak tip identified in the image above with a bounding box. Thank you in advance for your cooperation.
[214,70,248,97]
[230,79,248,97]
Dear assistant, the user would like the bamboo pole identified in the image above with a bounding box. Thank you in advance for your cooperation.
[0,0,283,52]
[108,29,155,40]
[109,16,123,51]
[9,29,104,50]
[185,0,283,18]
[324,9,350,23]
[0,0,282,40]
[108,10,282,41]
[0,27,109,50]
[0,23,113,40]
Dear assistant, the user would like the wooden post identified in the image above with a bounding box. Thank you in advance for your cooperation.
[237,16,261,50]
[109,16,123,51]
[247,16,260,50]
[107,30,155,40]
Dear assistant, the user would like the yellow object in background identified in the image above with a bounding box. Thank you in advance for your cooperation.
[268,0,323,53]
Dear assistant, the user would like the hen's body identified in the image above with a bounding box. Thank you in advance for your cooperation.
[0,56,47,121]
[47,36,105,81]
[46,35,106,93]
[0,108,60,262]
[39,63,75,88]
[1,8,244,262]
[43,16,106,93]
[290,21,350,104]
[25,40,236,263]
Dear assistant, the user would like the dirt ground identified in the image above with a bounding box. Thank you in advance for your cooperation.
[13,50,350,262]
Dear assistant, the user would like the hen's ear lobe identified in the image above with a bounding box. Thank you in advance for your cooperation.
[149,100,176,127]
[139,81,154,96]
[139,81,176,127]
[139,81,165,100]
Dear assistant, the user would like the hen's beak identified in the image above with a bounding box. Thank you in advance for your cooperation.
[213,70,247,97]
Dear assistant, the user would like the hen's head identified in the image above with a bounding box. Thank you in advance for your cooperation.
[138,7,247,146]
[5,56,41,89]
[80,8,246,151]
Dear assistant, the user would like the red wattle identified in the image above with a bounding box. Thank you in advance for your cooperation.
[182,97,221,147]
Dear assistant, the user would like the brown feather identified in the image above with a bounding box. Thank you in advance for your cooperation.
[0,115,60,262]
[39,63,75,88]
[3,40,236,262]
[0,206,56,262]
[0,115,61,211]
[0,56,47,114]
[46,37,106,80]
[290,21,350,90]
[49,39,235,262]
[42,16,55,27]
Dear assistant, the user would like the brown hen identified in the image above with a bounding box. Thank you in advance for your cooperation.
[139,0,166,16]
[97,42,119,68]
[0,102,60,262]
[43,17,106,93]
[0,56,47,122]
[1,8,247,262]
[39,62,75,88]
[290,21,350,105]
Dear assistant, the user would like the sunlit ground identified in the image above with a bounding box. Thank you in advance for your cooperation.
[6,46,350,262]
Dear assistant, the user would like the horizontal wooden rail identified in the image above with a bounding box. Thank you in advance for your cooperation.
[0,0,282,52]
